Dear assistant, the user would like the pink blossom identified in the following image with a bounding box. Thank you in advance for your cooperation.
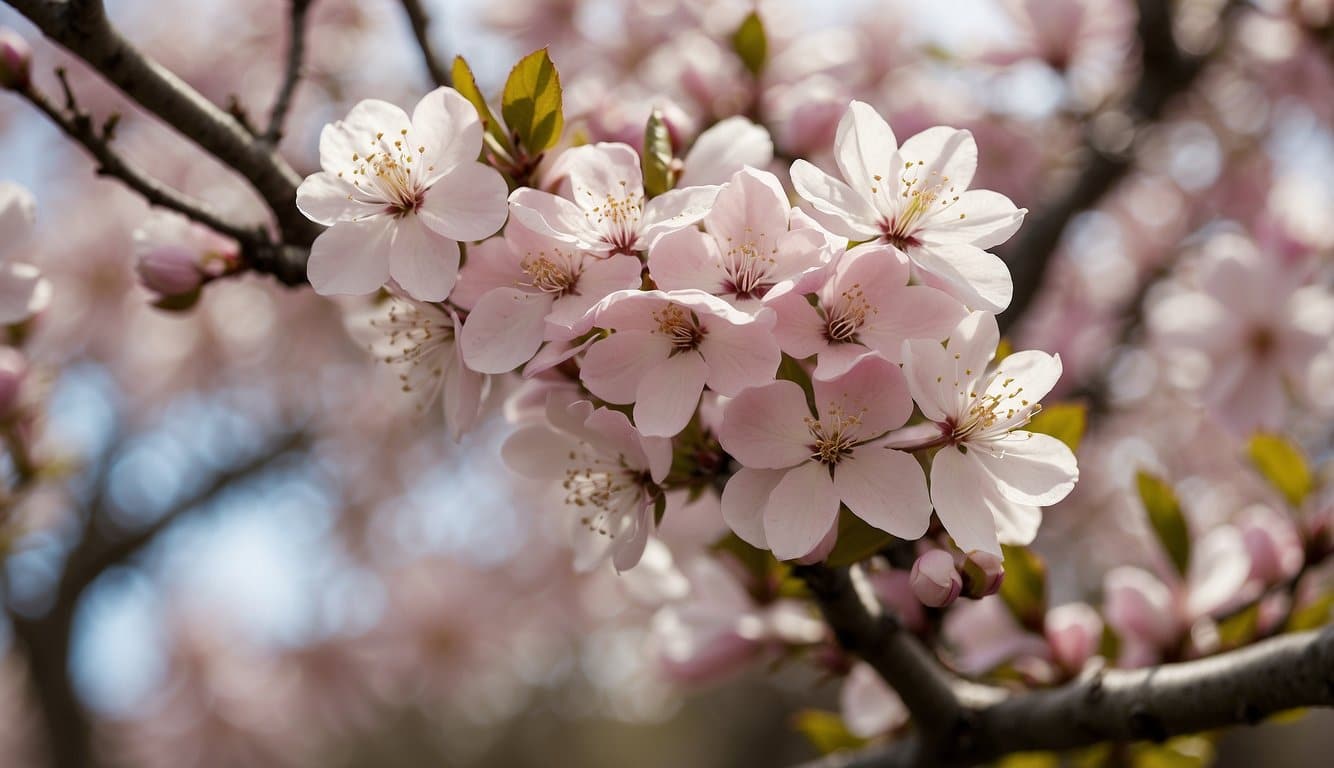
[1044,602,1104,673]
[840,663,908,739]
[910,549,963,607]
[456,223,642,374]
[1237,505,1304,585]
[577,289,781,437]
[0,182,51,324]
[718,354,932,560]
[769,243,966,379]
[900,312,1078,557]
[676,116,774,187]
[509,142,718,257]
[296,87,509,301]
[790,101,1026,311]
[647,167,835,310]
[503,399,671,571]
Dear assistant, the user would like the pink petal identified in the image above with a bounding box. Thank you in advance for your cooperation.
[306,217,393,296]
[0,264,49,325]
[814,354,914,437]
[388,215,459,301]
[986,350,1063,410]
[859,285,968,363]
[698,317,782,396]
[763,462,840,560]
[547,253,643,331]
[633,352,709,437]
[812,343,872,381]
[929,446,1002,556]
[459,287,551,373]
[835,447,932,539]
[580,330,671,403]
[718,380,815,469]
[721,467,786,548]
[318,99,411,171]
[703,167,791,247]
[508,187,601,250]
[419,162,509,242]
[901,338,955,423]
[769,290,830,360]
[647,227,728,293]
[678,116,774,187]
[411,86,484,181]
[908,242,1013,312]
[442,347,486,441]
[639,184,721,248]
[561,143,646,209]
[451,235,523,311]
[789,159,882,240]
[501,425,572,478]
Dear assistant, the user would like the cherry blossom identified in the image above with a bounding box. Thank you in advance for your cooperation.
[675,116,775,187]
[577,289,781,437]
[768,243,967,379]
[509,142,718,257]
[900,312,1078,557]
[296,87,509,301]
[0,182,51,324]
[790,101,1026,311]
[647,167,835,311]
[502,399,671,571]
[348,296,485,441]
[455,221,642,374]
[840,662,908,739]
[718,354,932,560]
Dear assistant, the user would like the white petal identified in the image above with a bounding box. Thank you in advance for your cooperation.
[508,188,603,250]
[679,116,775,187]
[920,189,1025,249]
[929,446,1002,556]
[580,330,671,403]
[972,431,1078,507]
[296,172,383,225]
[718,380,815,469]
[789,159,882,240]
[638,185,720,248]
[411,86,484,181]
[388,216,459,301]
[633,352,709,437]
[459,287,551,373]
[419,162,510,242]
[908,242,1013,312]
[306,217,393,296]
[898,126,978,202]
[833,101,898,210]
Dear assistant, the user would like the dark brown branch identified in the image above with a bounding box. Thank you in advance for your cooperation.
[5,0,322,251]
[997,0,1240,336]
[800,625,1334,768]
[263,0,315,145]
[400,0,451,88]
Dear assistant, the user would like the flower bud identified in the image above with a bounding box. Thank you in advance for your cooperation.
[0,28,31,91]
[1238,505,1303,584]
[0,346,27,417]
[1044,602,1103,673]
[136,243,204,297]
[910,549,961,608]
[961,550,1005,598]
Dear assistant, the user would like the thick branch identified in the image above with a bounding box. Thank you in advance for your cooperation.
[6,0,322,249]
[997,0,1239,335]
[400,0,451,88]
[801,625,1334,768]
[263,0,315,145]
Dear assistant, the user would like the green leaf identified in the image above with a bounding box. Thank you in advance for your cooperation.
[730,11,768,76]
[501,48,564,155]
[792,709,866,755]
[1130,736,1214,768]
[1216,603,1259,648]
[1136,471,1190,576]
[996,753,1061,768]
[641,108,675,198]
[1026,401,1087,453]
[776,354,817,413]
[998,544,1046,631]
[653,493,667,526]
[1286,592,1334,632]
[994,337,1014,364]
[1247,434,1314,508]
[826,508,894,567]
[712,532,775,598]
[152,286,202,312]
[451,55,513,158]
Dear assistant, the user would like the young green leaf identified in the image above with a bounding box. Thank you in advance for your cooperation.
[501,48,564,155]
[450,55,513,158]
[1025,401,1087,452]
[1136,471,1190,576]
[791,709,867,755]
[998,544,1047,631]
[731,11,768,76]
[825,509,894,567]
[641,108,675,198]
[1247,433,1314,507]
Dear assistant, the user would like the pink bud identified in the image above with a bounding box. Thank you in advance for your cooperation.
[1238,506,1303,584]
[1044,602,1103,673]
[961,550,1005,598]
[1103,566,1178,649]
[0,28,31,91]
[0,346,27,417]
[910,550,962,608]
[136,244,204,296]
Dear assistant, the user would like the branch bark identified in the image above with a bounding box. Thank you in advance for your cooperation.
[262,0,315,145]
[399,0,451,88]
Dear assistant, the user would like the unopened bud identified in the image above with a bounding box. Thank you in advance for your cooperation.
[0,28,31,91]
[961,550,1005,598]
[0,346,27,417]
[909,550,961,608]
[1044,602,1103,673]
[136,244,204,297]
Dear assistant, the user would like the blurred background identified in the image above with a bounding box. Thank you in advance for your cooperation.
[0,0,1332,766]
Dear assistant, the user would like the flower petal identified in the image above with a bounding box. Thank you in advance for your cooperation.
[973,431,1078,507]
[411,86,484,181]
[898,126,978,201]
[764,462,840,560]
[835,447,932,539]
[296,172,382,225]
[908,242,1013,313]
[639,184,721,249]
[719,380,815,469]
[647,227,728,293]
[814,354,914,437]
[921,189,1025,249]
[790,159,882,240]
[419,162,510,242]
[306,217,393,296]
[721,467,787,548]
[460,287,551,373]
[633,352,709,437]
[833,101,898,211]
[388,215,459,301]
[508,187,601,250]
[679,116,775,187]
[698,315,782,396]
[929,446,1002,556]
[580,329,671,403]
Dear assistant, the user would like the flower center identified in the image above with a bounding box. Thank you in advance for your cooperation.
[823,283,874,343]
[521,254,580,296]
[949,373,1038,444]
[653,303,707,353]
[344,129,434,216]
[806,406,864,466]
[880,160,962,248]
[367,301,455,398]
[586,180,644,254]
[565,450,651,540]
[721,237,777,300]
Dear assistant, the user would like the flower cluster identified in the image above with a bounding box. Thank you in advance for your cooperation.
[301,92,1078,573]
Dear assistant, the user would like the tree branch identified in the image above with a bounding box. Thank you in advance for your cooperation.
[5,0,322,250]
[997,0,1241,335]
[263,0,315,145]
[799,625,1334,768]
[399,0,451,88]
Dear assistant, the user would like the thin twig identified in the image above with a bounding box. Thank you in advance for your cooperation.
[399,0,452,88]
[263,0,316,145]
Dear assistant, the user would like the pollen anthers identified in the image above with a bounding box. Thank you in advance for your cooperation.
[721,231,779,299]
[951,373,1039,442]
[562,447,645,539]
[584,179,644,253]
[368,301,455,397]
[652,302,707,353]
[882,159,961,246]
[805,404,865,466]
[521,248,580,296]
[344,127,434,216]
[823,282,874,343]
